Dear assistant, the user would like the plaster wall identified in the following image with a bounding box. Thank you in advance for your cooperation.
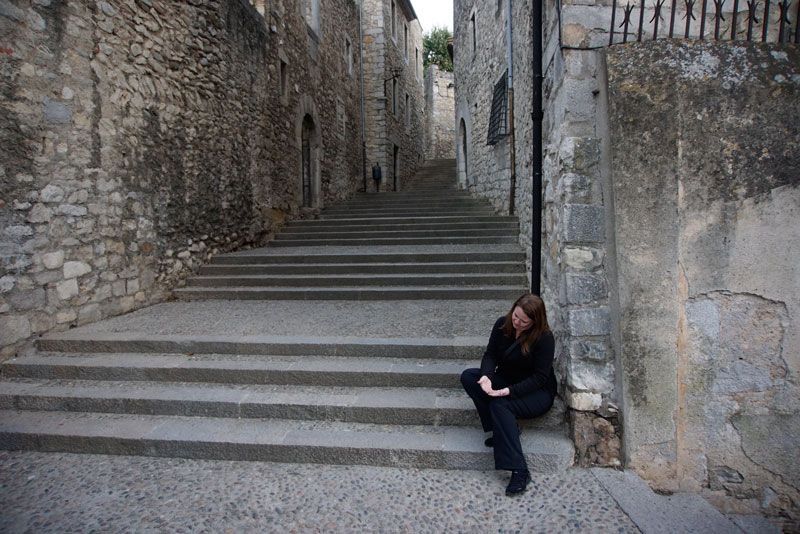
[606,41,800,522]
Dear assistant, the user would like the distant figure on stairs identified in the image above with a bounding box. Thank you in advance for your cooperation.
[372,163,382,192]
[460,293,557,496]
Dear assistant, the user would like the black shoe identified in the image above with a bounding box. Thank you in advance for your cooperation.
[505,469,530,495]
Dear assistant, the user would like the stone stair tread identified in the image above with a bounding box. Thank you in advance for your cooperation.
[0,410,574,471]
[0,375,567,429]
[4,352,473,378]
[0,379,471,410]
[203,261,521,268]
[36,331,489,360]
[222,244,523,256]
[190,273,522,280]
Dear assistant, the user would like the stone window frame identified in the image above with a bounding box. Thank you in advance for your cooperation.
[278,51,290,105]
[470,9,477,61]
[390,0,397,42]
[303,0,321,37]
[392,78,398,115]
[415,47,420,80]
[345,36,353,76]
[405,92,411,128]
[404,23,409,63]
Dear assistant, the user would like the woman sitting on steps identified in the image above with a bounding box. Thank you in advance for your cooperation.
[460,293,557,496]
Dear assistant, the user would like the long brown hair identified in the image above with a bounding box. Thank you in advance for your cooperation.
[501,293,551,354]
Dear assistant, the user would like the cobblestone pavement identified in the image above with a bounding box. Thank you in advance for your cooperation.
[0,451,638,533]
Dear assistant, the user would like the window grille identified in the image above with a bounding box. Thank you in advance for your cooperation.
[487,71,508,145]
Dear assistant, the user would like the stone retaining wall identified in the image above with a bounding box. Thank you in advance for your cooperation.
[0,0,362,358]
[607,41,800,522]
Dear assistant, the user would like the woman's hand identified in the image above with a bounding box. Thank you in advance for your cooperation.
[478,375,493,395]
[487,387,510,397]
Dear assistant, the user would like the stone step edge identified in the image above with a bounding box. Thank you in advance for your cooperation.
[0,379,565,429]
[172,287,526,300]
[0,378,567,430]
[36,332,487,358]
[0,410,575,472]
[211,253,526,264]
[1,353,475,387]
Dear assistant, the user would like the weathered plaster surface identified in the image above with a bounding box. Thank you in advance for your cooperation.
[607,41,799,521]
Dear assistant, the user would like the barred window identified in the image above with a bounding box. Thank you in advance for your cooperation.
[487,71,508,145]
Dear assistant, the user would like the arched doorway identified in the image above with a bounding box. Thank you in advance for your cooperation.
[301,114,315,208]
[458,118,469,185]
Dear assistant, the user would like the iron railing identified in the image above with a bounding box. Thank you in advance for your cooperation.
[608,0,799,44]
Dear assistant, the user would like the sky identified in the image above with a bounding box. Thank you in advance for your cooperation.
[414,1,453,32]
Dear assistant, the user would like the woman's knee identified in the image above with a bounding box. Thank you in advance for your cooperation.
[460,368,481,388]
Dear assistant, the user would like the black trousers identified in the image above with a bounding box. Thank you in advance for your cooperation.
[460,368,555,471]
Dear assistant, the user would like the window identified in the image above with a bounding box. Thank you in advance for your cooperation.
[404,24,408,61]
[391,0,397,40]
[471,13,477,58]
[415,48,419,79]
[345,37,353,75]
[405,93,410,127]
[280,59,288,99]
[392,78,397,115]
[487,71,509,145]
[304,0,320,33]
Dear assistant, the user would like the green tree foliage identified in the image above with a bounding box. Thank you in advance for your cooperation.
[423,26,453,72]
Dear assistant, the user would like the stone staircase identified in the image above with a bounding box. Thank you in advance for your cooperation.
[0,159,575,472]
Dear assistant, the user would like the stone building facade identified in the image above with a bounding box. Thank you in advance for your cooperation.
[0,0,366,357]
[423,65,455,159]
[361,0,426,192]
[455,0,799,524]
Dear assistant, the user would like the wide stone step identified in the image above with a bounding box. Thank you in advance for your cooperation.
[0,379,567,430]
[173,286,526,300]
[186,273,527,288]
[198,261,523,276]
[2,353,471,388]
[320,210,495,219]
[269,237,518,247]
[352,192,466,199]
[0,410,574,471]
[36,332,487,359]
[283,217,519,232]
[275,229,515,240]
[335,200,484,209]
[210,252,526,265]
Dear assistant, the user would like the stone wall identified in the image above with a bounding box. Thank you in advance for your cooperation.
[0,0,362,358]
[606,41,799,523]
[423,65,455,159]
[361,0,426,192]
[454,0,621,467]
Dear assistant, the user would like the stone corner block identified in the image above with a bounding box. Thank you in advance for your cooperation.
[563,204,605,244]
[566,273,608,305]
[568,307,611,337]
[559,136,601,174]
[570,339,610,362]
[566,390,602,411]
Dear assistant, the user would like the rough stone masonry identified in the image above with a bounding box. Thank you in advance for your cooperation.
[0,0,427,358]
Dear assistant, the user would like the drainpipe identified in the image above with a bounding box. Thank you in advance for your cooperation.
[531,0,543,296]
[506,0,517,216]
[358,0,367,192]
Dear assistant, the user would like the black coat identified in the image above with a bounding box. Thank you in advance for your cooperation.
[479,316,558,398]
